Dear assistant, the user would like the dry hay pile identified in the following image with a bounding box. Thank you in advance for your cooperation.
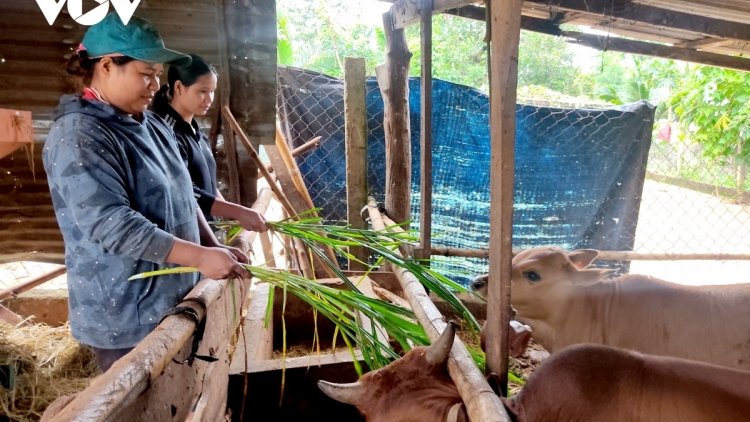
[0,321,99,422]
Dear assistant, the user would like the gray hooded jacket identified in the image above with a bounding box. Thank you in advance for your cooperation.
[43,95,200,349]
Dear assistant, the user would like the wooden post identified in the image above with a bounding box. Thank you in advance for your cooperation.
[486,0,521,395]
[377,10,413,225]
[214,0,241,204]
[222,0,278,206]
[417,0,434,261]
[0,265,66,301]
[344,57,369,271]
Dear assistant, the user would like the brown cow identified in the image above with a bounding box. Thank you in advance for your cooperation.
[470,246,750,370]
[318,322,468,422]
[504,343,750,422]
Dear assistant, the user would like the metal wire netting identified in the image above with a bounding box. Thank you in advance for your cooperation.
[0,262,67,291]
[276,66,750,286]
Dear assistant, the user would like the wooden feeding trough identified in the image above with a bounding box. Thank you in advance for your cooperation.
[226,272,404,421]
[35,197,499,421]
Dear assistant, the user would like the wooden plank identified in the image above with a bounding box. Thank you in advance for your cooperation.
[391,0,477,28]
[367,198,511,422]
[633,0,750,27]
[417,0,434,262]
[222,0,276,146]
[344,57,369,271]
[229,283,274,375]
[674,37,735,49]
[523,0,750,43]
[0,252,65,265]
[47,276,248,422]
[0,303,30,327]
[431,246,750,260]
[446,4,750,71]
[243,351,364,374]
[215,0,241,204]
[487,0,520,395]
[378,10,413,226]
[564,31,750,72]
[45,187,268,422]
[258,231,276,267]
[0,265,66,301]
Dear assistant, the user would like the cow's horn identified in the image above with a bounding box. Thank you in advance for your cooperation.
[318,380,365,405]
[426,321,456,365]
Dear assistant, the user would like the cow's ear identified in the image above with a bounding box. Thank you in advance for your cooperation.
[573,268,616,285]
[567,249,599,269]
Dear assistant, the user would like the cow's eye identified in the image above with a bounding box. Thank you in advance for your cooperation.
[523,271,541,282]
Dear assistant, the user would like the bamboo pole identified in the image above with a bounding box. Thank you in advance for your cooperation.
[428,247,750,261]
[0,265,66,301]
[275,124,316,211]
[367,197,511,422]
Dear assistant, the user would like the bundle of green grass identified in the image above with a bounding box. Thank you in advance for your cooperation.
[0,321,98,422]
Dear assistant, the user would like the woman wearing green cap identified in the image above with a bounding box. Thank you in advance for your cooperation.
[43,13,251,372]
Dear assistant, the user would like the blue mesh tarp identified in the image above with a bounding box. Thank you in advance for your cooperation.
[277,66,655,286]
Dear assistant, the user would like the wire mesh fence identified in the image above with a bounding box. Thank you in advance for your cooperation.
[275,65,750,286]
[6,67,748,289]
[0,261,67,291]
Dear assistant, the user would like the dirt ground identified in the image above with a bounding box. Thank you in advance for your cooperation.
[630,180,750,286]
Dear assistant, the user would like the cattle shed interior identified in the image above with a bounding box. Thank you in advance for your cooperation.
[2,0,750,421]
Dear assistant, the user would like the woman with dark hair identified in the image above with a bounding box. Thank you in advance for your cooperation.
[43,13,251,372]
[152,55,267,232]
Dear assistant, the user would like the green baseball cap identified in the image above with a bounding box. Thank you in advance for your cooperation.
[81,13,191,65]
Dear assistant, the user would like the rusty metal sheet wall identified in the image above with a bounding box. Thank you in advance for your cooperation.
[0,0,221,119]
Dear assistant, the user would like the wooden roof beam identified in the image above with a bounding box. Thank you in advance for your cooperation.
[565,31,750,72]
[391,0,479,29]
[441,5,750,71]
[674,37,735,49]
[524,0,750,43]
[444,5,563,35]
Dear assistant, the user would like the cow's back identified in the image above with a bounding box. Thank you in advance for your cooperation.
[505,344,750,422]
[558,275,750,371]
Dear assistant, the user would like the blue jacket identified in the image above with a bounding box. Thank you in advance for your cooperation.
[156,104,218,221]
[43,95,200,349]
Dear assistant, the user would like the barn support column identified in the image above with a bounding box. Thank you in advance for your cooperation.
[344,57,369,271]
[376,11,413,226]
[221,0,278,206]
[485,0,521,396]
[416,0,434,262]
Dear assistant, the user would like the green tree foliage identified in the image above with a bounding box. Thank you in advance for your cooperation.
[670,66,750,165]
[517,31,579,94]
[277,0,592,97]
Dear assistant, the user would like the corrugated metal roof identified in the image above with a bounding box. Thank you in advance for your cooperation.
[0,0,221,119]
